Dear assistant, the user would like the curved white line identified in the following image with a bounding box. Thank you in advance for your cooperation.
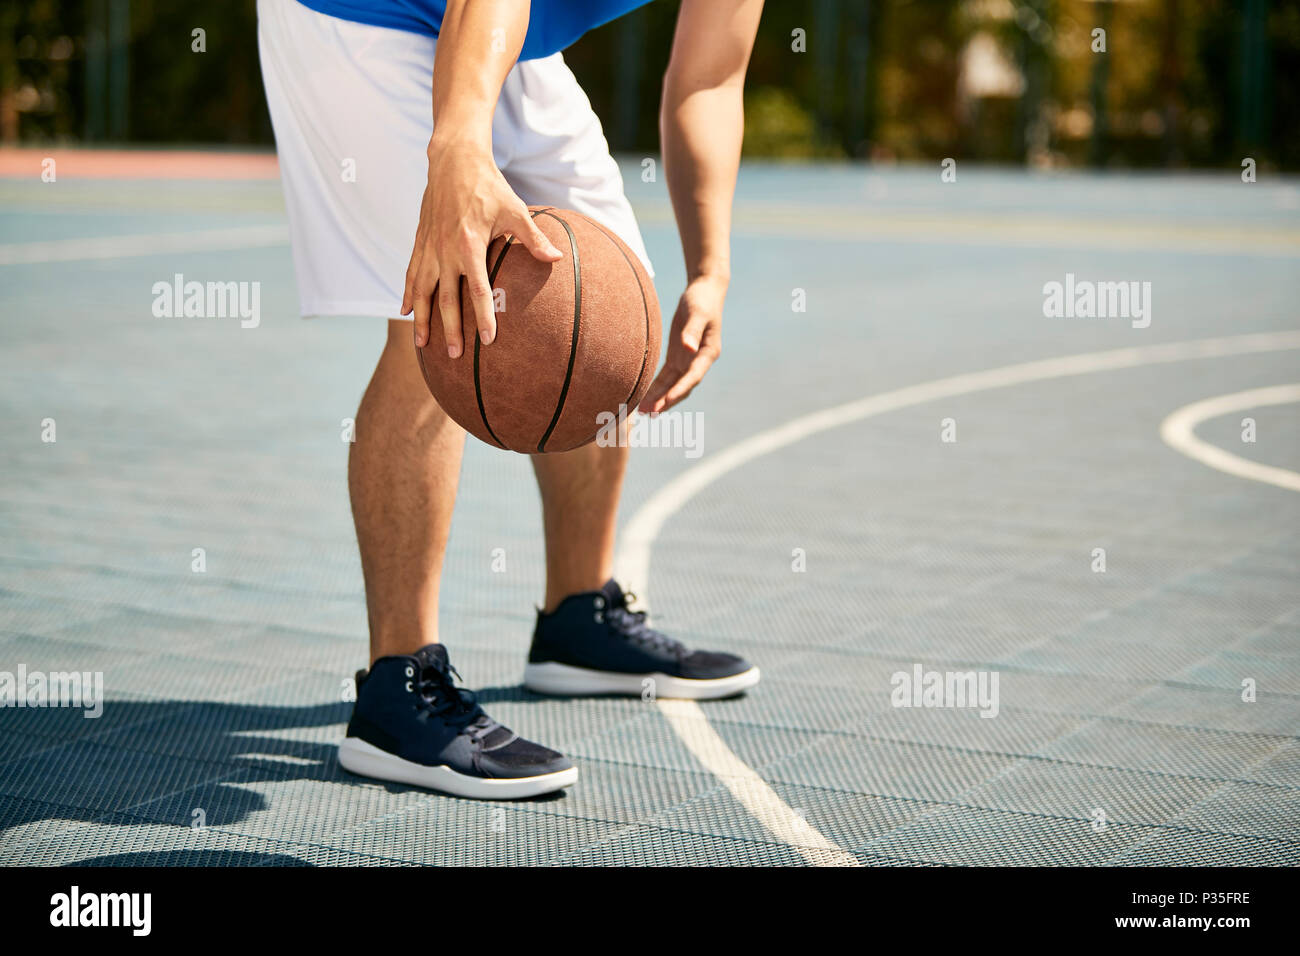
[615,330,1300,866]
[1160,384,1300,492]
[656,699,860,866]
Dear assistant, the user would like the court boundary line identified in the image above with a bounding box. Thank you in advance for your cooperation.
[1160,385,1300,492]
[615,330,1300,866]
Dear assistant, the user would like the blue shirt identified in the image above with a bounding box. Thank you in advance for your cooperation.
[295,0,651,60]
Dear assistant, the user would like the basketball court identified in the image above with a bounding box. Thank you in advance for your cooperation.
[1,152,1297,865]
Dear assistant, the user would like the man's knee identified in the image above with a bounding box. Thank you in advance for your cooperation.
[371,319,463,435]
[386,318,414,351]
[378,318,425,382]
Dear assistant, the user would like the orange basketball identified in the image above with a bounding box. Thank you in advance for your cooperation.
[417,206,661,453]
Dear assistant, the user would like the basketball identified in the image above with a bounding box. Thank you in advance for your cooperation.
[416,206,661,454]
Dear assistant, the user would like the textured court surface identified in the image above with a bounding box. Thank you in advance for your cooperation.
[1,160,1298,866]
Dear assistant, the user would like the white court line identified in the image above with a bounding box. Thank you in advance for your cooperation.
[655,699,861,866]
[0,225,289,265]
[615,330,1300,866]
[1161,384,1300,492]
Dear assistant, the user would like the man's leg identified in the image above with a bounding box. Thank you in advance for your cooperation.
[349,319,465,662]
[342,318,579,797]
[525,430,760,699]
[531,441,629,612]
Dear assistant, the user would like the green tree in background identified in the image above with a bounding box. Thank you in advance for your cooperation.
[1,0,1296,170]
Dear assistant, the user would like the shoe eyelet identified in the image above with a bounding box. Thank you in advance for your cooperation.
[594,611,604,623]
[594,596,605,609]
[405,666,415,678]
[405,681,414,693]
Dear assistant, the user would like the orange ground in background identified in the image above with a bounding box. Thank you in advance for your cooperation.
[0,147,280,179]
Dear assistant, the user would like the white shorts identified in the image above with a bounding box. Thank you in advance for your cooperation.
[257,0,653,319]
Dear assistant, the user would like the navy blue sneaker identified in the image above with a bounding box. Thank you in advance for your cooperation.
[524,580,760,699]
[339,643,577,799]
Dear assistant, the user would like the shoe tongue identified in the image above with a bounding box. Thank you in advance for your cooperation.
[411,643,450,672]
[600,579,625,604]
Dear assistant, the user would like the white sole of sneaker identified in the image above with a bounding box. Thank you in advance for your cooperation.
[523,662,761,700]
[337,737,578,800]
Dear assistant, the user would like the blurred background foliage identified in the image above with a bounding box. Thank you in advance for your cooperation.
[1,0,1295,169]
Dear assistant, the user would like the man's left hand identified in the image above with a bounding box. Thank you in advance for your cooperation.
[637,274,726,415]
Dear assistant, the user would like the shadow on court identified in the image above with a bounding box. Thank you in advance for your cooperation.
[2,686,590,866]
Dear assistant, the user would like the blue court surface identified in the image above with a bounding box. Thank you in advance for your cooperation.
[1,159,1297,865]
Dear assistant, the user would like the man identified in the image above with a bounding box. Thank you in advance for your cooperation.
[258,0,764,799]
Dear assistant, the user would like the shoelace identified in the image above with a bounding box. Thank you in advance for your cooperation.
[607,590,686,658]
[416,664,498,740]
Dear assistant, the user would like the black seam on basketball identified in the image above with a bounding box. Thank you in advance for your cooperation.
[535,212,581,453]
[591,227,653,408]
[473,239,516,449]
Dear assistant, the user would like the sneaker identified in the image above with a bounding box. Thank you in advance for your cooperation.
[338,643,578,800]
[524,580,760,699]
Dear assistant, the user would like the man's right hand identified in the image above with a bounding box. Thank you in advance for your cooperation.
[402,136,563,356]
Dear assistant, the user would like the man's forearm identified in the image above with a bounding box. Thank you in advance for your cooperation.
[660,82,743,284]
[659,0,762,284]
[430,0,530,153]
